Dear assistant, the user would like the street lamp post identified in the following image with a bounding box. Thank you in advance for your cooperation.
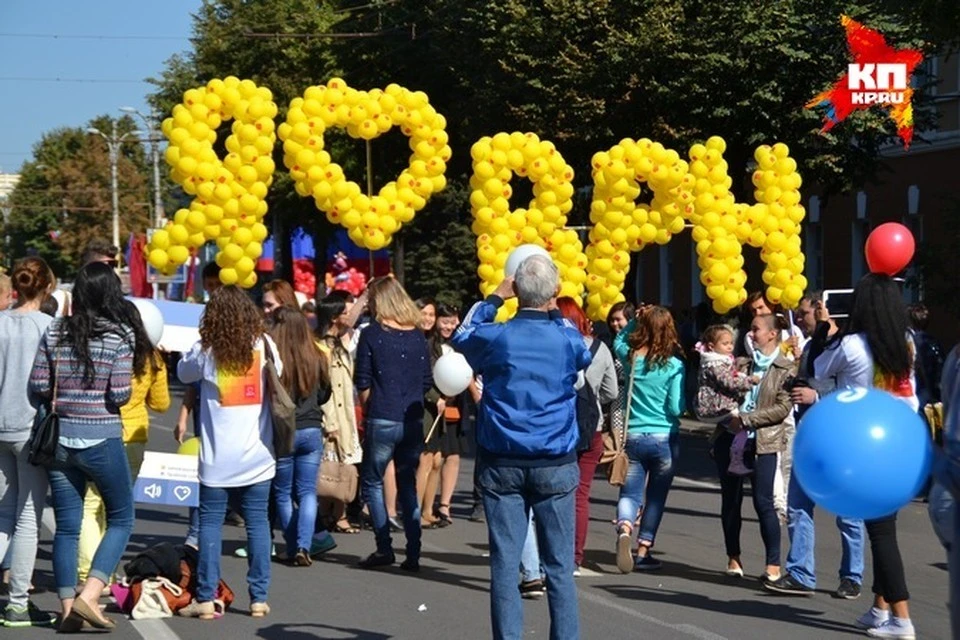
[120,107,164,227]
[86,122,142,255]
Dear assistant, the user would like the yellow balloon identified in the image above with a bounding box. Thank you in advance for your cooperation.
[168,246,189,265]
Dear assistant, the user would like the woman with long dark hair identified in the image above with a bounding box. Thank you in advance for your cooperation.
[612,306,685,572]
[316,295,364,534]
[355,277,433,571]
[0,258,56,627]
[814,274,917,638]
[177,286,280,619]
[268,307,331,566]
[29,262,147,631]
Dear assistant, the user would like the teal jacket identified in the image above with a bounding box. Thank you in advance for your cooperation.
[613,319,686,434]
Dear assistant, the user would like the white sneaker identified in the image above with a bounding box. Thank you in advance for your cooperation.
[856,607,891,630]
[866,617,916,639]
[573,565,582,577]
[616,533,634,574]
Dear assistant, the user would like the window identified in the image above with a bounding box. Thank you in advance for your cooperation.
[805,196,823,289]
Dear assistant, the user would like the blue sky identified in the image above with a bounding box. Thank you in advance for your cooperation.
[0,1,202,173]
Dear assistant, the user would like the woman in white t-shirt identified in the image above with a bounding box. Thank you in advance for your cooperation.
[177,286,281,620]
[814,274,917,639]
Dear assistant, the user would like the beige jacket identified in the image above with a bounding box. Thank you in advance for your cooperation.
[739,353,796,455]
[318,339,357,457]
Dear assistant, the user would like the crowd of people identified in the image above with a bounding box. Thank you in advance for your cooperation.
[0,241,952,640]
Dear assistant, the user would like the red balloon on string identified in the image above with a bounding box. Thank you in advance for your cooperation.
[865,222,915,276]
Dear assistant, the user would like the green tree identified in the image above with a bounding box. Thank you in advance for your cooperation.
[4,116,151,276]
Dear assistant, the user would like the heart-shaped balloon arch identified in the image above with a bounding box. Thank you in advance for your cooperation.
[148,77,815,319]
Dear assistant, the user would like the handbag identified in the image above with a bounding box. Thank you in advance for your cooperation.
[317,439,358,503]
[28,351,60,467]
[130,577,186,619]
[600,355,636,486]
[262,338,297,457]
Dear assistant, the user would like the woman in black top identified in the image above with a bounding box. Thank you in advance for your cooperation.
[355,277,433,571]
[268,307,331,566]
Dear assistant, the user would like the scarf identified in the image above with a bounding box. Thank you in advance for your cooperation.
[740,347,778,414]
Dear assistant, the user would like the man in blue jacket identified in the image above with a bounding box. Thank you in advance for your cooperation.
[452,255,591,640]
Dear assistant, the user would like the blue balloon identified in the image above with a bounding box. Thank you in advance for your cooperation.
[794,387,932,520]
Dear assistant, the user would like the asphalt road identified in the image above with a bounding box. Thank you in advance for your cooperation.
[16,392,952,639]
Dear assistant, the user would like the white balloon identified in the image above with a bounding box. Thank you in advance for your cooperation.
[504,244,551,278]
[433,352,474,397]
[129,298,164,347]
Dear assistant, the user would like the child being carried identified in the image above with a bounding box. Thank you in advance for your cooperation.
[694,325,759,476]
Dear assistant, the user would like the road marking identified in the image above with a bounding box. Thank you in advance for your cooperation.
[578,588,729,640]
[130,618,182,639]
[674,477,721,490]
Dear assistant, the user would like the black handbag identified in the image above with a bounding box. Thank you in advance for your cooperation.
[28,352,59,467]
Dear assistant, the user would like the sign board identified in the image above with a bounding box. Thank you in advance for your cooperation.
[134,451,199,507]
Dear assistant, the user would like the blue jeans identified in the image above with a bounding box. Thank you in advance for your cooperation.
[361,419,422,559]
[47,439,134,599]
[617,432,679,546]
[197,480,271,604]
[785,471,864,588]
[520,512,541,583]
[272,428,322,554]
[479,459,580,640]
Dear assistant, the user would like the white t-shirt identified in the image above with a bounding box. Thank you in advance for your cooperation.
[178,336,280,487]
[814,332,919,412]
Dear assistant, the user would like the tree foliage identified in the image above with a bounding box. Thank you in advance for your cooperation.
[4,116,151,275]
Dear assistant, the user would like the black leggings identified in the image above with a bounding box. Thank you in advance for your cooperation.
[713,431,781,566]
[866,515,910,603]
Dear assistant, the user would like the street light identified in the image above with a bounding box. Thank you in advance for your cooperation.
[120,106,164,227]
[86,122,143,255]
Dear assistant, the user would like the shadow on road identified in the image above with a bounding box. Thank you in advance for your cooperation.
[257,622,392,639]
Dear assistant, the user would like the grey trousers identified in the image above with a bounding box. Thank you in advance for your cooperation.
[0,439,48,607]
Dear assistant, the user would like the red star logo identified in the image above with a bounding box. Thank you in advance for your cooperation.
[807,15,923,147]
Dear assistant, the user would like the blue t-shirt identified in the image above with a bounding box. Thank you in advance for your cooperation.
[354,322,433,425]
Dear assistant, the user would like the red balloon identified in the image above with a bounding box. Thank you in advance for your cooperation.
[865,222,915,276]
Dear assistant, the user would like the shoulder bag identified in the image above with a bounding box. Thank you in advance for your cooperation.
[317,438,358,503]
[600,355,636,486]
[28,349,60,467]
[262,338,297,458]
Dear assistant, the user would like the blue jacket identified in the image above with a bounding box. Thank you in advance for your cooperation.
[451,296,592,466]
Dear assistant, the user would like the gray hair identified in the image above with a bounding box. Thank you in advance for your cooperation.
[515,255,559,309]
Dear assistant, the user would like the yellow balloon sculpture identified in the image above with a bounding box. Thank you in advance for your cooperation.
[278,79,450,251]
[469,132,586,321]
[585,139,695,321]
[148,77,277,287]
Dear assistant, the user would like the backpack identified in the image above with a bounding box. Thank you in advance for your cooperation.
[576,340,603,452]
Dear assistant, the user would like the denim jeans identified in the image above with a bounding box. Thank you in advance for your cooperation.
[0,439,48,606]
[617,432,679,546]
[361,419,422,559]
[197,480,271,604]
[785,471,864,589]
[520,512,541,583]
[47,438,134,600]
[272,428,322,554]
[478,458,580,640]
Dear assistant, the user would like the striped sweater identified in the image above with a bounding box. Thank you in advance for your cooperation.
[29,318,135,440]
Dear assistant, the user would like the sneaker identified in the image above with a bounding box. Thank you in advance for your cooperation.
[762,573,815,596]
[633,554,662,571]
[469,505,486,523]
[866,617,916,639]
[616,532,634,574]
[309,533,338,557]
[573,565,582,577]
[519,579,545,599]
[234,544,276,559]
[400,558,420,573]
[358,551,395,569]
[4,602,57,628]
[835,578,862,600]
[856,607,891,630]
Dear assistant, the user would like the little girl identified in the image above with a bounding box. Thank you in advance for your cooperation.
[695,325,758,475]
